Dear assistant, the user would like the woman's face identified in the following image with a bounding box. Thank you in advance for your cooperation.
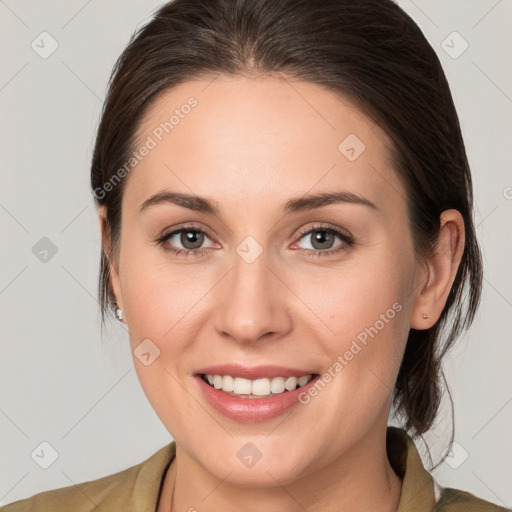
[102,74,426,485]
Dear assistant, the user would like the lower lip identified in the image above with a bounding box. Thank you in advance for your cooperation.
[194,374,320,422]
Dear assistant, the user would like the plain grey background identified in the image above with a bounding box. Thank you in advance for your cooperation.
[1,0,511,508]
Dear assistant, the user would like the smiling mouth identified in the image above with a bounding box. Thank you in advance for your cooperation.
[199,373,320,398]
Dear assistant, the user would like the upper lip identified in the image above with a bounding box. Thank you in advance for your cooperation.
[195,364,318,380]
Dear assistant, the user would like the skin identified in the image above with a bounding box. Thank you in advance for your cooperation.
[98,74,464,512]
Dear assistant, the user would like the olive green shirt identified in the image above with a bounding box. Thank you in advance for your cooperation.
[1,426,509,511]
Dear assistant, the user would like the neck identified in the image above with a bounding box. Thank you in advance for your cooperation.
[159,423,403,512]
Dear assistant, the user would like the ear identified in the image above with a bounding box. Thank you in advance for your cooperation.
[410,209,465,329]
[97,205,124,314]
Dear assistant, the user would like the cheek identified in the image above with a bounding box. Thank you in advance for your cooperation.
[119,255,206,431]
[119,232,214,340]
[303,251,411,338]
[293,246,415,395]
[119,248,220,410]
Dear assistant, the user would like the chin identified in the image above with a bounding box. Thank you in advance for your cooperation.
[195,438,307,487]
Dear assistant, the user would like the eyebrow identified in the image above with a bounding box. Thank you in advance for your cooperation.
[138,189,378,215]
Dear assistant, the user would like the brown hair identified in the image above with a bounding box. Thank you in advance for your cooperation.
[90,0,482,455]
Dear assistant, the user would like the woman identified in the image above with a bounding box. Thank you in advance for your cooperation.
[1,0,509,511]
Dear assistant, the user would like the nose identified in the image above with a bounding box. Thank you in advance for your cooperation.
[213,247,293,345]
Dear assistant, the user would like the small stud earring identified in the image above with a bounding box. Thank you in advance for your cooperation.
[422,313,430,319]
[115,308,124,322]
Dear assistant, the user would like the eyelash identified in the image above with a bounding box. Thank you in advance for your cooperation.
[155,222,354,259]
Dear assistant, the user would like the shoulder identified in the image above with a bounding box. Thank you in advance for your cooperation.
[436,486,511,511]
[0,467,134,512]
[0,442,176,512]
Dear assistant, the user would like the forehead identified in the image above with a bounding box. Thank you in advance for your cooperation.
[125,74,405,215]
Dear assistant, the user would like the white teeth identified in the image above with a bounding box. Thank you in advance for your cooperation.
[297,375,310,386]
[222,375,234,392]
[233,377,252,395]
[270,376,285,393]
[203,373,313,397]
[251,378,271,396]
[213,375,223,389]
[284,376,297,391]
